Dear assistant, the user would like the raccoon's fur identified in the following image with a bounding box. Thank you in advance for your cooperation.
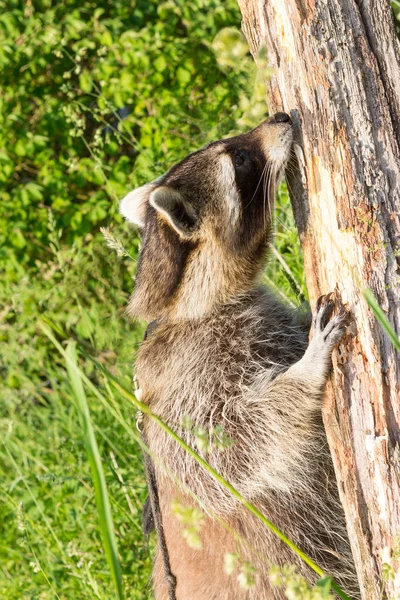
[120,114,360,599]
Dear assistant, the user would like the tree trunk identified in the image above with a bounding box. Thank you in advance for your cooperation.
[237,1,400,598]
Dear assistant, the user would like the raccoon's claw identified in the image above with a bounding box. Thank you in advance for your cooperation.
[314,293,335,331]
[312,293,350,349]
[323,309,349,345]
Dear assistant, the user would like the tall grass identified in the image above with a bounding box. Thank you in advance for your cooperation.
[0,278,151,599]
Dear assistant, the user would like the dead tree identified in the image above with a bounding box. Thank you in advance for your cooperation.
[237,0,400,598]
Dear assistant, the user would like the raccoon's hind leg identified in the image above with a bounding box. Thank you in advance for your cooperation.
[238,295,357,594]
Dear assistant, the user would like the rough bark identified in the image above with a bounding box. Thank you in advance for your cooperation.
[237,0,400,598]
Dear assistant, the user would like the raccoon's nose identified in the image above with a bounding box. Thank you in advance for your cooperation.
[272,112,291,123]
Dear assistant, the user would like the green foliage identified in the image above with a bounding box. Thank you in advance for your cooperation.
[1,333,150,599]
[0,0,256,276]
[0,0,306,598]
[269,566,334,599]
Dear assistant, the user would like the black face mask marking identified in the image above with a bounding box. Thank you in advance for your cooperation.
[120,117,293,320]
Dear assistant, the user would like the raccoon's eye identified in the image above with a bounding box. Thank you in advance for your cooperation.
[234,150,248,169]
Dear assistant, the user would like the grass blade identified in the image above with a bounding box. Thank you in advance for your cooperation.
[362,288,400,352]
[65,341,124,600]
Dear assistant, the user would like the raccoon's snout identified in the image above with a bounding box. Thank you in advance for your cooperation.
[261,114,293,166]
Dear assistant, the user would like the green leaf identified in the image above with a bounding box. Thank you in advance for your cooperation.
[79,70,93,93]
[153,55,167,72]
[177,66,191,85]
[9,229,26,249]
[99,30,113,46]
[362,288,400,352]
[14,139,27,157]
[25,182,44,201]
[316,577,333,597]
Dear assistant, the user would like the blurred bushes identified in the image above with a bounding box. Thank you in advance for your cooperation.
[0,0,259,396]
[0,0,256,275]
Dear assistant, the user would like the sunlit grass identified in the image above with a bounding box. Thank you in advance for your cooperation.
[0,311,151,599]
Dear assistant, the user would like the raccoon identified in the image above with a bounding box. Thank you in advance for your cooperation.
[120,113,360,599]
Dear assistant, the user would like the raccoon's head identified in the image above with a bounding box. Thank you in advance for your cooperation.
[120,113,293,321]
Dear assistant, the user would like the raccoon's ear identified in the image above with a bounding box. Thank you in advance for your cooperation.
[149,186,197,238]
[120,182,155,227]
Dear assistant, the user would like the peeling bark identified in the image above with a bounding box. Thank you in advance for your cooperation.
[237,0,400,598]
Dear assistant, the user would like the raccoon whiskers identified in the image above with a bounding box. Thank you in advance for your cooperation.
[261,159,281,232]
[244,160,271,211]
[262,161,272,231]
[284,147,300,178]
[284,175,298,210]
[267,164,278,224]
[262,167,267,231]
[288,146,298,162]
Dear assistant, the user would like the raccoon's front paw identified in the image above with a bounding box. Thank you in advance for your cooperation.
[289,293,351,383]
[312,293,349,351]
